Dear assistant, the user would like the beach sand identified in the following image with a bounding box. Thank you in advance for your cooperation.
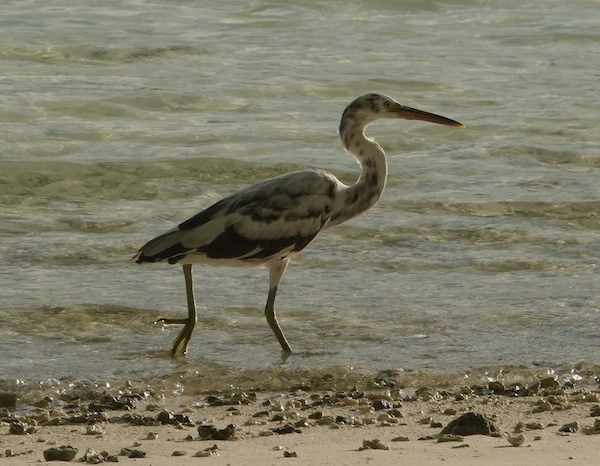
[2,377,599,465]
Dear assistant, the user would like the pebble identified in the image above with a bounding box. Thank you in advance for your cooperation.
[316,415,335,426]
[572,391,599,403]
[244,419,266,426]
[272,423,300,435]
[514,422,525,432]
[437,434,464,443]
[559,421,579,433]
[391,436,410,442]
[283,451,298,457]
[532,401,553,413]
[359,439,390,451]
[540,377,559,389]
[441,412,500,436]
[44,445,78,461]
[197,424,236,440]
[9,422,26,435]
[119,448,146,458]
[271,413,286,422]
[308,411,323,420]
[388,408,404,418]
[372,399,393,411]
[85,424,105,435]
[294,418,310,428]
[172,450,187,456]
[526,422,544,430]
[194,444,220,457]
[507,433,526,447]
[82,447,104,464]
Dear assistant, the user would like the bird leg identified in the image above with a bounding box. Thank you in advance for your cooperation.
[155,264,197,355]
[264,286,292,353]
[265,260,293,353]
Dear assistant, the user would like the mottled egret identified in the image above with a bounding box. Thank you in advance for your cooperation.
[132,93,464,355]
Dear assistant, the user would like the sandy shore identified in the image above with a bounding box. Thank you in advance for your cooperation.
[2,378,600,465]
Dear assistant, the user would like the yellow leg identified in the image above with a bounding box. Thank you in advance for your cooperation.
[156,264,197,355]
[265,260,293,353]
[264,286,292,352]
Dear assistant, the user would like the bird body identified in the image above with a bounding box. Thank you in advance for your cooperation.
[133,93,464,355]
[135,169,339,268]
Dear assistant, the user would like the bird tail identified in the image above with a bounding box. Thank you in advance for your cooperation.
[131,229,192,265]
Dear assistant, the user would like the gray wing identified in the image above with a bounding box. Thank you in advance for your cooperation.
[133,169,341,265]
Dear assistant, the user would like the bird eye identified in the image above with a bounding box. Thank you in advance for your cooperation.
[383,101,391,108]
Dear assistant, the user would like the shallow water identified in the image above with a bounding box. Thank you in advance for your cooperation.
[1,0,599,392]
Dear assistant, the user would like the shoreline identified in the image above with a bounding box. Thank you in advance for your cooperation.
[2,374,599,465]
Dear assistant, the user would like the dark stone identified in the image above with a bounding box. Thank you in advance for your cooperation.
[440,412,500,436]
[156,411,174,424]
[65,415,88,424]
[308,411,323,420]
[559,421,579,433]
[373,377,396,388]
[488,381,505,394]
[540,377,559,389]
[120,448,146,458]
[43,445,78,461]
[372,399,393,411]
[197,424,236,440]
[9,422,26,435]
[173,413,194,426]
[271,424,301,435]
[0,392,17,408]
[388,409,404,418]
[205,395,223,406]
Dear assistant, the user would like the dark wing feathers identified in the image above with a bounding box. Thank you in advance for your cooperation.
[177,198,228,231]
[133,170,339,265]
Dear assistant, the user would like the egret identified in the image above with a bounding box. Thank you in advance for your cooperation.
[132,93,464,355]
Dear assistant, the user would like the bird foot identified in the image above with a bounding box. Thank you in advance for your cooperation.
[155,317,189,325]
[155,317,196,355]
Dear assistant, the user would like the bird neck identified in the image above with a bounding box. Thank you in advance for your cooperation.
[329,125,388,227]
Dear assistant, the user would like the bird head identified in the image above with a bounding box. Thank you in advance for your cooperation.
[343,93,464,128]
